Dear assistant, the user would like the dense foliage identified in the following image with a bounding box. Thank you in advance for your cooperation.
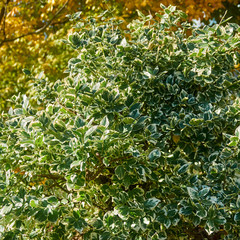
[0,5,240,239]
[0,0,240,111]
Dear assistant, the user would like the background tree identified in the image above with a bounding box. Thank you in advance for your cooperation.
[0,0,239,111]
[0,6,239,239]
[114,0,240,23]
[0,0,76,110]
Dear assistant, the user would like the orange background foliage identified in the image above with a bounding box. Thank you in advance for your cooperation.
[115,0,239,21]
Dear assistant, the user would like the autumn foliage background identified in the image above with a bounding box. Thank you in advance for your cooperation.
[0,0,240,111]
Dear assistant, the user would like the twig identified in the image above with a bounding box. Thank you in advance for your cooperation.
[86,155,133,181]
[0,7,5,26]
[2,1,7,40]
[56,98,78,115]
[0,0,10,40]
[42,169,71,194]
[53,180,71,194]
[110,155,132,162]
[47,182,71,194]
[86,166,104,181]
[50,18,69,27]
[0,0,10,26]
[37,173,66,181]
[0,0,69,47]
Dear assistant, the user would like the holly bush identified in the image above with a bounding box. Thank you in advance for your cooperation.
[0,5,240,239]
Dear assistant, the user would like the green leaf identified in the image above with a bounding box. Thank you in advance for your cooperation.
[85,126,98,138]
[129,109,140,119]
[203,111,213,121]
[47,196,58,204]
[189,118,204,126]
[215,216,226,225]
[190,175,198,184]
[92,219,103,229]
[22,95,29,109]
[123,175,131,189]
[69,32,82,48]
[35,135,44,147]
[192,216,201,226]
[71,160,81,168]
[22,68,31,75]
[99,232,111,240]
[74,218,87,233]
[164,218,171,228]
[160,3,166,9]
[206,205,215,217]
[118,206,129,216]
[1,204,12,215]
[235,126,240,139]
[120,38,128,47]
[158,232,167,240]
[100,116,109,128]
[115,166,125,180]
[136,166,146,182]
[133,116,148,131]
[75,117,85,128]
[122,117,135,124]
[30,199,38,208]
[144,198,160,209]
[48,210,58,223]
[35,209,47,222]
[178,164,189,174]
[136,9,145,18]
[48,139,60,146]
[196,207,207,218]
[15,220,22,229]
[187,187,199,200]
[54,119,66,132]
[236,195,240,208]
[234,213,240,222]
[148,149,161,161]
[199,187,210,197]
[167,209,178,218]
[179,206,193,216]
[208,152,218,161]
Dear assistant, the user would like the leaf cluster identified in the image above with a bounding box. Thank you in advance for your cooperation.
[0,5,240,239]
